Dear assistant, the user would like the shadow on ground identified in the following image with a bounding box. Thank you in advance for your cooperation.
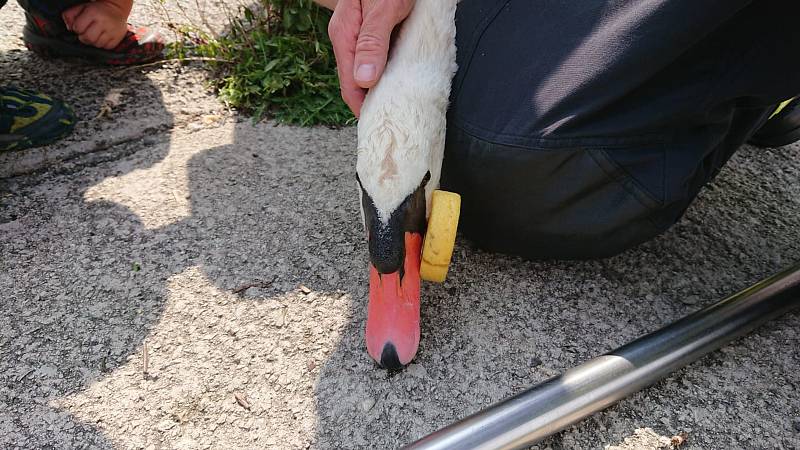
[0,10,175,445]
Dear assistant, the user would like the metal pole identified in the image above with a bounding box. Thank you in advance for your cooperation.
[404,264,800,450]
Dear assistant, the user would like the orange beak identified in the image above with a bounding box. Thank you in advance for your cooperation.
[366,232,423,369]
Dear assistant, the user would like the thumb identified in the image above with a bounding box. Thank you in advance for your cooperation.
[62,4,87,31]
[352,8,398,89]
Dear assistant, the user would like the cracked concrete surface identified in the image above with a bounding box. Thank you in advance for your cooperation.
[1,1,799,449]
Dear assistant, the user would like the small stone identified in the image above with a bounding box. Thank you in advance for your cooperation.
[234,392,251,410]
[360,398,376,412]
[407,363,428,379]
[238,418,254,430]
[681,295,701,306]
[156,419,175,431]
[670,431,689,447]
[530,357,542,368]
[793,418,800,432]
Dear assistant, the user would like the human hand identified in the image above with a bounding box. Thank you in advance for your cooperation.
[327,0,415,117]
[62,0,133,50]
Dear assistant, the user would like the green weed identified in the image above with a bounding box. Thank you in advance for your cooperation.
[169,0,354,127]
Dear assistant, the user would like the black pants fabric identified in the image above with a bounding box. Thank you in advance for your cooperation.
[17,0,83,15]
[2,1,86,21]
[442,0,800,259]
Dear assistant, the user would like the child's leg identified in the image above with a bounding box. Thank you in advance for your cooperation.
[62,0,133,49]
[16,0,83,36]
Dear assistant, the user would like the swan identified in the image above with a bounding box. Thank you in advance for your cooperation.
[355,0,458,369]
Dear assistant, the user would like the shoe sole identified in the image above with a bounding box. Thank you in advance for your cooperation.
[23,25,162,66]
[748,125,800,148]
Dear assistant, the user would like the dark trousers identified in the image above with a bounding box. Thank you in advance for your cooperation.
[443,0,800,259]
[2,1,86,21]
[16,0,84,14]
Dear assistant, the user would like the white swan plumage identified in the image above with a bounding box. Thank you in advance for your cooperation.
[357,0,458,222]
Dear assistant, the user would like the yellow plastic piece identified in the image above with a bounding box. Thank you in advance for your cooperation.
[420,190,461,283]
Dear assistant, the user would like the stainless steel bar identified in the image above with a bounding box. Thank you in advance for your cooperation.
[404,264,800,450]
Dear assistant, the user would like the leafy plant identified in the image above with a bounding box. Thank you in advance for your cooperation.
[169,0,354,126]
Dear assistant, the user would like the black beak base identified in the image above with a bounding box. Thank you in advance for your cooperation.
[358,172,430,275]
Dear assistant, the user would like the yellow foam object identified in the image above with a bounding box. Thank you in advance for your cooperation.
[420,190,461,283]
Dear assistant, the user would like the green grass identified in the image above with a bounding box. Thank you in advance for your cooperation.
[169,0,354,127]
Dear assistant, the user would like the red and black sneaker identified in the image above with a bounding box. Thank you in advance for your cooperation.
[19,1,164,66]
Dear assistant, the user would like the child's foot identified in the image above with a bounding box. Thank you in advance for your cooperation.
[0,86,76,152]
[62,1,130,50]
[18,0,164,66]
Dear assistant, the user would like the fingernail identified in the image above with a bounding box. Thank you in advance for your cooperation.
[355,64,376,83]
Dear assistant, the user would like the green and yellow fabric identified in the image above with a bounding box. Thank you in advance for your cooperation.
[0,86,75,151]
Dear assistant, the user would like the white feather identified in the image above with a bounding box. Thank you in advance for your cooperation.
[356,0,458,223]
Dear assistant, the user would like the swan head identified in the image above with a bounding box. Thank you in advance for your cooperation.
[353,0,458,369]
[356,76,448,369]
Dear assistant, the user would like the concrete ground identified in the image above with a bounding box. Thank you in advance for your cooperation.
[1,1,799,449]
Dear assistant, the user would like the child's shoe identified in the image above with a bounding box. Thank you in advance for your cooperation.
[0,86,75,152]
[18,0,164,66]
